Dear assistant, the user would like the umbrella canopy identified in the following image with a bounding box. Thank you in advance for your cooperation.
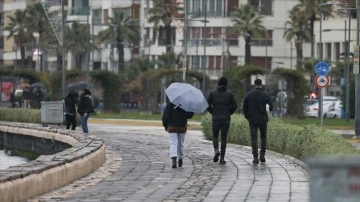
[30,82,46,89]
[165,82,208,113]
[67,81,88,92]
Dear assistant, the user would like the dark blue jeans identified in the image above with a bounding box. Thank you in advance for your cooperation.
[81,114,89,133]
[249,123,267,157]
[212,119,230,158]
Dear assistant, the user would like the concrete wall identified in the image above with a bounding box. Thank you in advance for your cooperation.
[0,121,106,202]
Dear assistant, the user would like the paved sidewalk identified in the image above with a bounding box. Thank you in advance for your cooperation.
[31,123,309,202]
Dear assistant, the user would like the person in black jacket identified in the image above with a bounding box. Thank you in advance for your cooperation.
[243,79,273,163]
[207,76,237,165]
[64,91,78,130]
[77,88,93,133]
[162,102,194,168]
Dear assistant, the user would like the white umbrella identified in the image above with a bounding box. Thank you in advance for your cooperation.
[165,82,208,113]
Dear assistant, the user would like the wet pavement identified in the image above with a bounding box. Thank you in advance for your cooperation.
[30,123,309,202]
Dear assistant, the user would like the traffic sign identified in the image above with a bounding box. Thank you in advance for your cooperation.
[315,61,330,76]
[315,75,330,88]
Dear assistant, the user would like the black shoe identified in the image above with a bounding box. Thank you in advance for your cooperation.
[253,157,259,164]
[171,157,177,168]
[178,159,183,167]
[219,159,226,164]
[213,152,220,162]
[260,153,266,162]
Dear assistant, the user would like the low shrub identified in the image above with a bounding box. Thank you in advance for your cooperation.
[201,114,359,161]
[0,108,41,123]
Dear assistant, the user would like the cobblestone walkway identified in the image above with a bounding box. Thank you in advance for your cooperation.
[31,124,309,202]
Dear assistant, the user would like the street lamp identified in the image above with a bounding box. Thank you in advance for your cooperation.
[318,2,332,127]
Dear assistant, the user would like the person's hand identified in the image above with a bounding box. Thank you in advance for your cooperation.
[84,113,88,117]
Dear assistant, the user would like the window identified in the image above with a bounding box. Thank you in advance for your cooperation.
[248,0,273,16]
[158,27,176,46]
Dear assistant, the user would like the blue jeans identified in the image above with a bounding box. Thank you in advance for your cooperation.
[81,114,89,133]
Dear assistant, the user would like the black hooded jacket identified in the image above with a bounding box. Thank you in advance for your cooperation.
[77,89,93,116]
[162,103,194,130]
[207,86,237,120]
[243,87,273,125]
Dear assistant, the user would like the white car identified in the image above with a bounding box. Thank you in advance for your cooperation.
[326,101,343,119]
[304,101,333,118]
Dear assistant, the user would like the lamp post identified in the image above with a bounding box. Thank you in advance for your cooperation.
[201,1,208,94]
[356,0,360,137]
[61,0,66,97]
[318,2,332,127]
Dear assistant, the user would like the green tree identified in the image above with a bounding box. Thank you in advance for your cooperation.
[283,6,311,70]
[148,0,182,53]
[157,51,183,69]
[294,0,333,58]
[97,11,140,73]
[5,10,33,67]
[230,4,266,65]
[66,22,90,69]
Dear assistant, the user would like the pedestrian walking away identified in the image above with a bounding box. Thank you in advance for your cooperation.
[207,76,237,165]
[22,86,31,109]
[162,101,194,168]
[77,88,94,133]
[64,91,78,130]
[243,78,273,163]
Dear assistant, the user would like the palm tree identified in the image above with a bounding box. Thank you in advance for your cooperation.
[157,51,183,69]
[148,0,182,53]
[230,4,266,65]
[25,3,48,47]
[97,11,140,73]
[66,22,90,69]
[5,10,34,67]
[295,0,333,57]
[283,6,311,70]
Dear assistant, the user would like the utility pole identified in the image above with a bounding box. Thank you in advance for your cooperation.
[355,0,360,137]
[202,1,207,93]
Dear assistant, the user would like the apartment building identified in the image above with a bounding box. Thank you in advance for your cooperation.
[141,0,311,80]
[3,0,37,68]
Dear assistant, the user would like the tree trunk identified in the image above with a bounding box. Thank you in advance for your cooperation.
[295,41,303,70]
[244,36,252,92]
[20,44,26,66]
[117,41,125,73]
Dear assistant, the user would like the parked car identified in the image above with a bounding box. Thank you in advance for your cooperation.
[326,101,343,119]
[304,101,334,118]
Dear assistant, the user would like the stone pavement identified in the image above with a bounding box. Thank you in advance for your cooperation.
[30,123,309,202]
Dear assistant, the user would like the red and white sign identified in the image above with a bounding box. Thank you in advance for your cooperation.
[315,75,330,88]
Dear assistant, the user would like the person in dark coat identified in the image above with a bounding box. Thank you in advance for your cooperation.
[64,91,78,130]
[77,88,93,133]
[162,102,194,168]
[22,87,31,109]
[243,78,273,163]
[207,76,237,165]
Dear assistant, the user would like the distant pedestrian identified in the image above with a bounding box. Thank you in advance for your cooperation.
[207,76,237,165]
[64,91,78,130]
[162,102,194,168]
[77,88,94,133]
[243,79,273,163]
[9,89,16,108]
[23,87,31,109]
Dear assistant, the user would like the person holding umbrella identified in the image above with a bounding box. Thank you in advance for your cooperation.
[64,90,78,130]
[77,88,94,133]
[162,101,194,168]
[163,82,208,168]
[207,76,237,165]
